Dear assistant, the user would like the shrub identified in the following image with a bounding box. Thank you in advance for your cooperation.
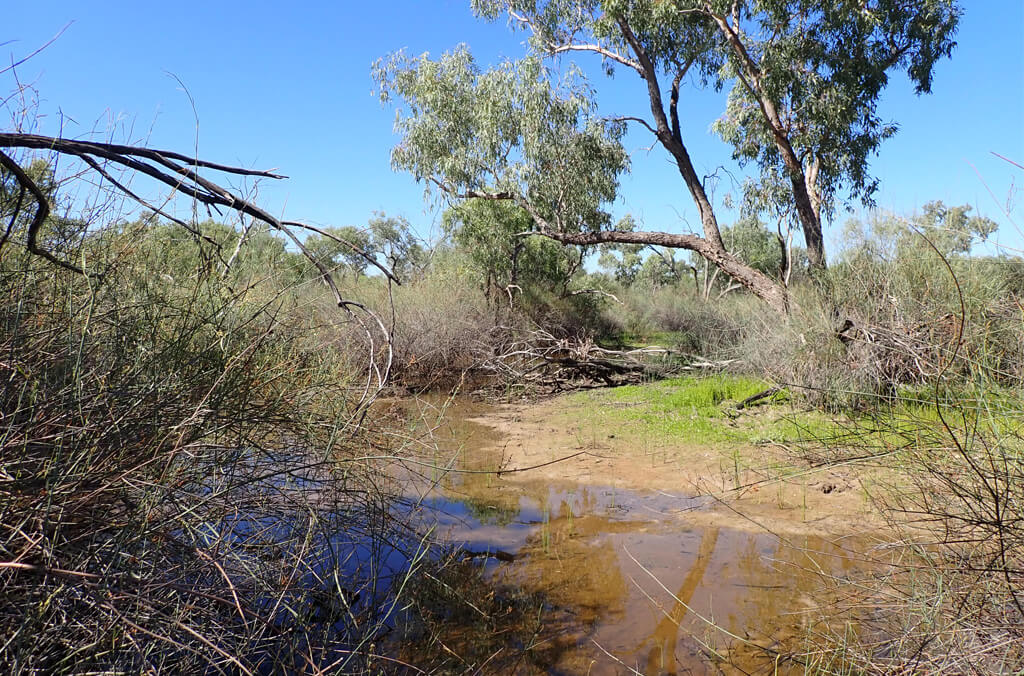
[0,221,420,673]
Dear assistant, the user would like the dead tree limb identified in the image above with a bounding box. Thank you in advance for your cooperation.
[737,386,782,409]
[0,132,394,395]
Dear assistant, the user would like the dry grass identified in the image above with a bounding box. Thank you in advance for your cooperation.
[0,225,428,673]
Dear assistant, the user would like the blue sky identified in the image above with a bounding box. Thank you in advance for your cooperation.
[5,1,1023,254]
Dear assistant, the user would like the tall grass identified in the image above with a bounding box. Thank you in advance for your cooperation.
[0,218,428,673]
[785,238,1024,671]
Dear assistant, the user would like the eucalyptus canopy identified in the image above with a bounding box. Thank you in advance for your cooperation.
[375,0,960,313]
[842,200,999,262]
[443,198,584,300]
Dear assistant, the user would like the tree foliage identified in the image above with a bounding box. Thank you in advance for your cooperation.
[375,0,961,313]
[375,47,628,235]
[303,225,374,275]
[912,200,998,255]
[842,200,999,263]
[300,213,426,282]
[442,198,579,298]
[367,212,427,282]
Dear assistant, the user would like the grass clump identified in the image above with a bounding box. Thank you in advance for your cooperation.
[0,204,440,673]
[806,394,1024,673]
[565,374,830,447]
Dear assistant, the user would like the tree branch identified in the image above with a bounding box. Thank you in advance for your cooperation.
[607,115,657,136]
[614,16,726,251]
[0,132,394,393]
[0,148,74,272]
[669,65,690,146]
[565,287,623,304]
[701,11,825,268]
[504,6,644,75]
[549,43,643,75]
[426,175,515,202]
[533,227,789,313]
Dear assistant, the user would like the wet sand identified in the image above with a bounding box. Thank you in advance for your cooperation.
[398,394,884,675]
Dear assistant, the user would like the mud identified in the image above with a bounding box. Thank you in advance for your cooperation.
[396,394,881,674]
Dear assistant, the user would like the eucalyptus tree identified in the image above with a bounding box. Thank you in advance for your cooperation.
[443,198,585,300]
[598,241,645,285]
[367,212,428,281]
[911,201,998,256]
[841,200,999,263]
[303,225,374,276]
[375,0,960,314]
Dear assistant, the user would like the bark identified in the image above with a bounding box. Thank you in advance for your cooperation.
[612,16,789,311]
[616,18,726,251]
[791,173,826,270]
[534,228,790,314]
[705,10,827,270]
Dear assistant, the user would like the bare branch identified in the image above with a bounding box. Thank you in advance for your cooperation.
[0,172,26,251]
[77,153,215,244]
[0,23,73,77]
[426,175,515,202]
[504,6,643,75]
[0,148,77,273]
[0,132,394,394]
[608,115,658,136]
[565,287,623,304]
[549,43,643,75]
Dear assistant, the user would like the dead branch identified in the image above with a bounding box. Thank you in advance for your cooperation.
[565,287,623,304]
[476,328,728,392]
[0,131,394,396]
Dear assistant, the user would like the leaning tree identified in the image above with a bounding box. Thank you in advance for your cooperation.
[374,0,960,313]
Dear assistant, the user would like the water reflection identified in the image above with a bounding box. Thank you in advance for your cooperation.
[638,527,719,675]
[394,398,866,674]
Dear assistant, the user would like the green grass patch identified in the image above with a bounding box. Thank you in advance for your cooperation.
[610,374,771,410]
[561,375,1024,463]
[565,374,833,447]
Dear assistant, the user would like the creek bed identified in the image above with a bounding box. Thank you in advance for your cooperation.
[383,396,873,675]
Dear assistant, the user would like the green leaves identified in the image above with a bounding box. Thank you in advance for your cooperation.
[842,200,998,261]
[443,198,576,295]
[708,0,960,217]
[303,225,373,274]
[375,0,961,310]
[373,45,628,233]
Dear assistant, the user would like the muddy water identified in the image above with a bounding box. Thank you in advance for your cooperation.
[399,397,866,675]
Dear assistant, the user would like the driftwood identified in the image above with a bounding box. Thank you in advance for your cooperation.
[737,386,782,409]
[479,328,735,392]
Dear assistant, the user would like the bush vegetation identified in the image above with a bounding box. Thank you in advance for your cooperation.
[0,204,418,671]
[2,135,1021,673]
[558,206,1024,672]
